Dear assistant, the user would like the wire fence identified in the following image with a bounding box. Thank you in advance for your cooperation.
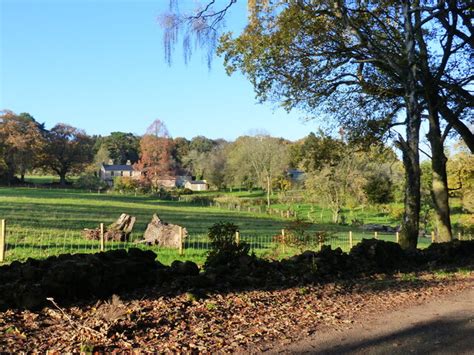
[2,219,466,266]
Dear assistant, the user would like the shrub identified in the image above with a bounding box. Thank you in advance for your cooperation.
[388,205,404,222]
[204,222,250,269]
[180,188,193,195]
[179,195,213,205]
[74,174,107,190]
[213,195,242,208]
[113,176,139,193]
[364,174,394,204]
[277,218,325,252]
[456,214,474,237]
[351,218,364,226]
[153,187,172,200]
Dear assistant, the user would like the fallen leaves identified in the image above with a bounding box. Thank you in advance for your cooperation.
[0,272,472,353]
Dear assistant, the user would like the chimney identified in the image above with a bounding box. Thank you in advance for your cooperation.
[108,159,114,165]
[126,160,132,165]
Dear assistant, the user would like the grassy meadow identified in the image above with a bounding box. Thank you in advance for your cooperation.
[0,183,457,265]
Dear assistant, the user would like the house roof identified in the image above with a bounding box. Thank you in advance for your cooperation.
[187,180,207,185]
[102,164,134,172]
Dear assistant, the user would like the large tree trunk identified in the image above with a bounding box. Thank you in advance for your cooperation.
[399,1,421,250]
[426,106,453,242]
[59,172,67,186]
[412,6,453,243]
[398,125,421,250]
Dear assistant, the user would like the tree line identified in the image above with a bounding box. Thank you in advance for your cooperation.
[160,0,473,249]
[1,112,471,233]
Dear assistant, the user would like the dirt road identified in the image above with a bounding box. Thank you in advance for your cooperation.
[270,286,474,354]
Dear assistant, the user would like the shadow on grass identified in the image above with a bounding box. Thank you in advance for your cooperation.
[0,199,291,235]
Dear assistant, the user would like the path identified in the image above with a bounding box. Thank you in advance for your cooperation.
[269,286,474,354]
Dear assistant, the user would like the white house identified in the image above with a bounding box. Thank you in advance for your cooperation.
[184,180,209,191]
[99,160,139,185]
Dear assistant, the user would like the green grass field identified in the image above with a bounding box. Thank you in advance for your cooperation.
[0,186,451,265]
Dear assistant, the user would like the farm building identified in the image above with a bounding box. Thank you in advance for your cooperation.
[99,160,140,185]
[153,175,192,188]
[184,180,209,191]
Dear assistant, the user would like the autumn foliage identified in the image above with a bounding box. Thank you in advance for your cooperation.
[134,119,176,185]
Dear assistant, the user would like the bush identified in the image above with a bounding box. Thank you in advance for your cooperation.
[388,205,404,221]
[213,195,242,207]
[179,195,214,205]
[277,218,324,252]
[74,174,107,190]
[179,188,193,195]
[364,175,394,204]
[456,214,474,237]
[204,222,250,269]
[113,176,140,193]
[153,187,172,200]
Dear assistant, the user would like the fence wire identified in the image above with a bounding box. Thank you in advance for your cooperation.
[0,224,457,266]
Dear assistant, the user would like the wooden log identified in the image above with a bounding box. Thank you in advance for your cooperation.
[139,214,187,249]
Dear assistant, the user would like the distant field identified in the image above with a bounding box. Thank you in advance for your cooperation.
[0,185,463,265]
[24,175,78,184]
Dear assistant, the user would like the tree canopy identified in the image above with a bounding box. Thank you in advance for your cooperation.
[161,0,473,249]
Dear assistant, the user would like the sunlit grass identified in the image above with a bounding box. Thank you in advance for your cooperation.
[0,186,438,265]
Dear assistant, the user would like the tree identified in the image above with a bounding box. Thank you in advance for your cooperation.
[204,142,229,188]
[181,136,225,183]
[172,137,190,167]
[161,1,420,248]
[364,174,394,205]
[190,135,217,153]
[448,142,474,213]
[291,132,345,173]
[162,1,473,248]
[0,110,45,183]
[93,144,111,168]
[42,124,94,185]
[305,149,367,224]
[102,132,140,164]
[227,135,289,207]
[135,120,176,185]
[182,149,208,180]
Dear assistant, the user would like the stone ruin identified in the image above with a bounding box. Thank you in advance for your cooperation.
[136,214,187,249]
[83,213,136,242]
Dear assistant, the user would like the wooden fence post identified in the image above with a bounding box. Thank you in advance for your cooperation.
[179,227,184,256]
[457,232,461,241]
[281,229,286,254]
[374,231,378,239]
[396,231,400,243]
[100,223,105,252]
[235,231,240,245]
[349,231,353,249]
[286,210,290,219]
[0,219,5,263]
[431,231,435,243]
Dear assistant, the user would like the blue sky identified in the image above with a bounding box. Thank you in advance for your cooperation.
[0,0,320,141]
